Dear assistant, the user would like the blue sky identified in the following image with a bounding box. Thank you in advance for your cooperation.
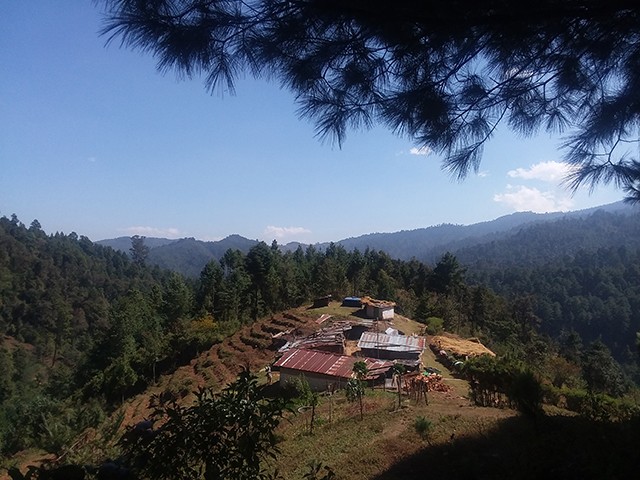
[1,2,624,244]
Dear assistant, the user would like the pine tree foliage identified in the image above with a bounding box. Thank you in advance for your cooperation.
[119,369,288,480]
[100,0,640,199]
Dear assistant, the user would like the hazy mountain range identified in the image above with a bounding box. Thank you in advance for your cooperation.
[97,201,638,277]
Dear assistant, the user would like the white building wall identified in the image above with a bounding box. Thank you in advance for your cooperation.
[381,307,394,320]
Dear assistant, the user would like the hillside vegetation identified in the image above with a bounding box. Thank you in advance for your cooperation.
[97,202,638,277]
[1,212,640,478]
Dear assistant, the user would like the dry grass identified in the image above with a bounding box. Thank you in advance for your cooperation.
[272,381,514,480]
[430,334,496,357]
[389,314,424,336]
[306,301,362,319]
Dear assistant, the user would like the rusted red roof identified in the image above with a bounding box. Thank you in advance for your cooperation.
[274,348,393,379]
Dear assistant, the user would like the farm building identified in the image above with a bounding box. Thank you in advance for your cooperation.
[273,348,394,392]
[357,332,426,364]
[361,297,395,320]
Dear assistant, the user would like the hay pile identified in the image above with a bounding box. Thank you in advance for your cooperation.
[430,334,495,357]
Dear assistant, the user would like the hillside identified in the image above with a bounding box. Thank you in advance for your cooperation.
[7,306,639,480]
[97,234,260,278]
[97,202,638,277]
[95,236,178,252]
[457,209,640,268]
[3,210,640,478]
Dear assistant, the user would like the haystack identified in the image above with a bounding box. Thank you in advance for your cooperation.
[430,334,495,357]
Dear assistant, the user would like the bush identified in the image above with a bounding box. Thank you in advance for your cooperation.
[414,416,434,441]
[540,383,562,406]
[562,388,589,413]
[120,370,289,480]
[424,317,444,335]
[508,369,543,419]
[283,376,313,404]
[559,388,640,421]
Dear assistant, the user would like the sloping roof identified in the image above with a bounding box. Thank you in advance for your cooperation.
[277,321,351,353]
[274,348,393,379]
[358,332,426,353]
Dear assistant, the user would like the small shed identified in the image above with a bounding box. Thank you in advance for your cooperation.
[358,332,426,362]
[361,297,395,320]
[312,295,332,308]
[273,348,393,392]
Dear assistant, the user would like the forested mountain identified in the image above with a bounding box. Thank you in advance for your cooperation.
[333,201,635,262]
[148,235,258,277]
[96,236,178,252]
[97,234,259,278]
[460,211,640,370]
[457,209,640,268]
[98,202,635,278]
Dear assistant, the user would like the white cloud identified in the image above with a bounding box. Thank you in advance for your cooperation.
[507,160,575,182]
[493,185,574,212]
[264,225,311,240]
[120,226,183,238]
[477,171,489,178]
[409,146,432,156]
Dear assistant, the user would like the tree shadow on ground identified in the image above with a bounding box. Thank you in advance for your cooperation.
[373,413,640,480]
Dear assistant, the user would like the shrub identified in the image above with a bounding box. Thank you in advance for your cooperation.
[540,383,561,406]
[424,317,444,335]
[119,370,289,480]
[283,376,313,404]
[563,388,589,412]
[414,416,434,441]
[508,369,543,419]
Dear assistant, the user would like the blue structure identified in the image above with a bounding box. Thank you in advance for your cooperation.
[342,296,362,307]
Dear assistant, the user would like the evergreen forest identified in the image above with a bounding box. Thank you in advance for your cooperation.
[1,212,639,475]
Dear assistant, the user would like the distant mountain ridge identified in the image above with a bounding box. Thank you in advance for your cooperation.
[97,201,637,277]
[98,234,259,277]
[97,236,178,252]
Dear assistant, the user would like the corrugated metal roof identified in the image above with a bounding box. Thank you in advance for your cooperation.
[274,349,393,379]
[277,321,351,353]
[358,332,426,353]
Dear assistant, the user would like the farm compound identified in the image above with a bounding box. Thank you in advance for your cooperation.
[268,299,437,392]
